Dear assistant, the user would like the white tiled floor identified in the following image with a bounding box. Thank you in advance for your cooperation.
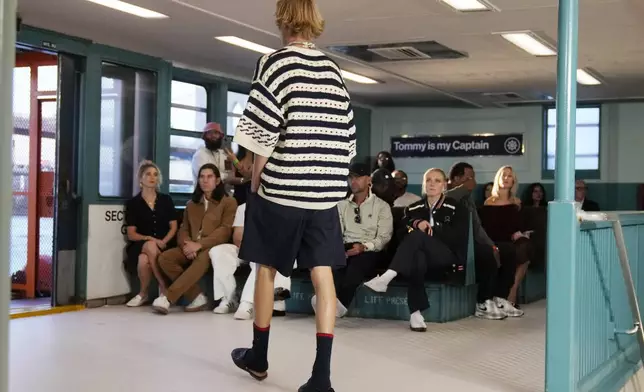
[9,301,546,392]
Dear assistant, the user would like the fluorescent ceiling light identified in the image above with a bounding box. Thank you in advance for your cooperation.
[215,36,379,84]
[215,36,274,55]
[577,69,601,85]
[86,0,168,18]
[440,0,494,11]
[498,31,556,56]
[341,70,378,84]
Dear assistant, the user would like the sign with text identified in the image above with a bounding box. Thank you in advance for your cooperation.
[390,134,524,158]
[86,204,130,300]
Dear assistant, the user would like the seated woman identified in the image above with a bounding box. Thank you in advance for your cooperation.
[153,164,237,314]
[522,182,547,208]
[363,168,469,332]
[481,165,533,306]
[124,161,177,307]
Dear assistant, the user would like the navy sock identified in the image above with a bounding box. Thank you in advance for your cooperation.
[248,324,270,371]
[310,333,333,388]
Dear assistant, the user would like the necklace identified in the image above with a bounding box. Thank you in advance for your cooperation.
[288,41,316,49]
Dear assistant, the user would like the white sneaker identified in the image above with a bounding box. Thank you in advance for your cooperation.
[126,294,147,307]
[336,299,348,318]
[410,311,427,332]
[152,295,170,315]
[186,293,208,312]
[363,275,388,293]
[475,300,507,320]
[213,298,237,314]
[310,295,347,318]
[273,300,286,312]
[494,297,524,317]
[311,295,317,314]
[234,301,254,320]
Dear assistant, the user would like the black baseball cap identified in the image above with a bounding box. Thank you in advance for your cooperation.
[348,163,370,177]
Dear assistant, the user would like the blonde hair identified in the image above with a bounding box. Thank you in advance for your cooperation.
[421,168,447,195]
[276,0,325,40]
[491,165,518,200]
[138,160,162,190]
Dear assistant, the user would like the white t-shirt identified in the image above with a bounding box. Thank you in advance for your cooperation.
[191,146,230,184]
[394,192,422,207]
[233,203,246,228]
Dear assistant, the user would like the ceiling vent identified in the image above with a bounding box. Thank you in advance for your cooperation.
[482,92,524,100]
[327,41,467,63]
[367,46,432,61]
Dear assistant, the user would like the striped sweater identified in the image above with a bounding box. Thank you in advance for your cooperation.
[233,46,357,210]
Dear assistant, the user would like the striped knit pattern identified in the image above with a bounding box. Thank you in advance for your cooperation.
[233,46,357,210]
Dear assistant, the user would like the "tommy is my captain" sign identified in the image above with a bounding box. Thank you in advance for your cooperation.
[390,134,524,158]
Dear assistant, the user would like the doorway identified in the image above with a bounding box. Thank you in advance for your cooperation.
[9,47,79,313]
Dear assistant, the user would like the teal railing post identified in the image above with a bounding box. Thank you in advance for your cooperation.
[0,1,17,391]
[546,0,580,390]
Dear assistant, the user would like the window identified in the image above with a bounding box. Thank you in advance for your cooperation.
[545,106,600,172]
[99,62,157,197]
[226,91,248,136]
[226,91,248,154]
[169,80,208,193]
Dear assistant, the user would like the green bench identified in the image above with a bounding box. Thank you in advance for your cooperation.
[285,212,479,323]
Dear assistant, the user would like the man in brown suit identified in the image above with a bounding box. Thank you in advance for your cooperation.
[153,163,237,314]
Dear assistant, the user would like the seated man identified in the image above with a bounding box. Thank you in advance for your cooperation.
[392,169,421,207]
[153,164,237,314]
[446,162,522,319]
[575,179,600,211]
[209,203,292,319]
[312,163,393,317]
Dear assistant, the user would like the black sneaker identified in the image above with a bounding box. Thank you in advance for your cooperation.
[230,348,268,381]
[298,381,334,392]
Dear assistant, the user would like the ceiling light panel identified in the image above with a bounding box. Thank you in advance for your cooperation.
[86,0,168,18]
[440,0,495,12]
[497,31,557,57]
[577,69,602,85]
[215,36,380,84]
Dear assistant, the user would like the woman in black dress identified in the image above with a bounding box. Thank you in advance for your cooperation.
[125,161,178,307]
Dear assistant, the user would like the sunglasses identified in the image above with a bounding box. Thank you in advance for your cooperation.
[354,206,361,224]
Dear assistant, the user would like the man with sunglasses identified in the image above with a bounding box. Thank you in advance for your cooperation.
[312,163,393,317]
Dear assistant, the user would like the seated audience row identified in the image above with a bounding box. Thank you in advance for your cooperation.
[123,158,554,333]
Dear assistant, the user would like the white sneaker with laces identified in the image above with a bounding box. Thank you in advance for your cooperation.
[475,299,507,320]
[186,293,208,312]
[310,295,347,318]
[494,297,524,317]
[152,295,170,315]
[234,301,253,320]
[410,311,427,332]
[213,298,237,314]
[363,276,389,293]
[126,294,147,307]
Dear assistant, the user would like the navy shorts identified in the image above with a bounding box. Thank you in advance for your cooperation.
[239,193,346,277]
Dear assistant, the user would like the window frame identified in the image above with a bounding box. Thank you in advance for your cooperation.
[168,68,251,198]
[541,103,602,180]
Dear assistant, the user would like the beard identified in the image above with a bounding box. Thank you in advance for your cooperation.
[205,139,222,151]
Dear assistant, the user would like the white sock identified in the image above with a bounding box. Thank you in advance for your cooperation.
[380,269,398,285]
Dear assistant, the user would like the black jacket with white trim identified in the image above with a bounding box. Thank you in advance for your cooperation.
[400,194,470,263]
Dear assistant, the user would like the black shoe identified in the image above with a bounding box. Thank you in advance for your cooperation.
[230,348,268,381]
[274,288,291,301]
[298,381,334,392]
[272,309,286,317]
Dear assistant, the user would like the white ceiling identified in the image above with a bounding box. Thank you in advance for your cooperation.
[17,0,644,107]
